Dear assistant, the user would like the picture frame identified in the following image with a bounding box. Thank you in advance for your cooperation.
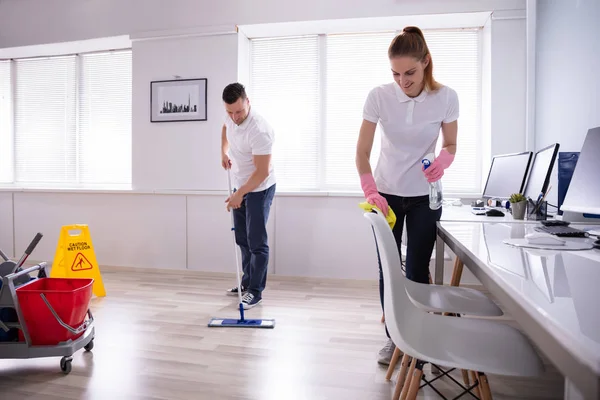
[150,78,207,122]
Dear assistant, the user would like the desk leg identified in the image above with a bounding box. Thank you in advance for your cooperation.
[564,378,585,400]
[435,232,445,285]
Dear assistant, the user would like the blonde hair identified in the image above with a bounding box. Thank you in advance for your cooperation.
[388,26,441,92]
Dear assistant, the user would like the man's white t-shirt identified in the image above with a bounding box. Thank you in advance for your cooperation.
[224,108,276,192]
[363,82,459,197]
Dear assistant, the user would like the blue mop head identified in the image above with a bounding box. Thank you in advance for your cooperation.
[208,303,275,328]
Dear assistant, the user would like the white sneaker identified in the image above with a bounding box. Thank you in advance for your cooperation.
[377,338,396,365]
[241,292,262,309]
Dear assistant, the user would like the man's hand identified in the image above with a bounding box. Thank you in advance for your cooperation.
[221,153,231,170]
[226,190,244,211]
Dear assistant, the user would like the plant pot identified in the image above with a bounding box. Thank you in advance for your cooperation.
[511,200,527,220]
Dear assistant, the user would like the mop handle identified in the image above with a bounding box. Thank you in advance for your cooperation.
[227,168,245,321]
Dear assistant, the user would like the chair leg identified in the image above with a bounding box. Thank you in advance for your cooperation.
[469,370,482,398]
[477,372,494,400]
[461,369,471,387]
[392,354,411,398]
[406,360,425,400]
[386,347,403,380]
[450,256,464,286]
[399,357,417,400]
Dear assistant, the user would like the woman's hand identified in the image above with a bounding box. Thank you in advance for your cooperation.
[360,173,389,216]
[423,149,454,182]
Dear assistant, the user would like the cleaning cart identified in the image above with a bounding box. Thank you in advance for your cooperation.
[0,233,95,374]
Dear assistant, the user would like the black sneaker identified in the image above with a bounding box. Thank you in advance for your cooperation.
[226,285,247,296]
[241,292,262,309]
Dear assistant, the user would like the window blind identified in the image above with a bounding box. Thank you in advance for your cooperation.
[14,56,77,184]
[0,61,12,183]
[325,32,396,190]
[250,28,482,194]
[7,50,132,188]
[79,50,132,185]
[422,29,482,195]
[250,36,320,191]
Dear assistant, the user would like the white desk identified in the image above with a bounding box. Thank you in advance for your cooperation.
[433,204,541,285]
[436,220,600,400]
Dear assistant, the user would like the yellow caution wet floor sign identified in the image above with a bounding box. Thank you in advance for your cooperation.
[50,224,106,297]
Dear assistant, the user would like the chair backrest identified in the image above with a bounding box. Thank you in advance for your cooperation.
[363,210,426,355]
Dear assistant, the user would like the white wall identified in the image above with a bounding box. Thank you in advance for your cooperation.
[0,0,529,285]
[0,193,13,257]
[1,191,383,280]
[0,0,525,48]
[132,34,238,191]
[533,0,600,206]
[489,11,528,156]
[535,0,600,151]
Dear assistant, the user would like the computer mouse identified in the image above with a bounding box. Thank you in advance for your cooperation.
[525,232,566,246]
[486,209,505,217]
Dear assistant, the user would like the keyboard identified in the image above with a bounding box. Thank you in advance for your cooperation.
[535,225,589,237]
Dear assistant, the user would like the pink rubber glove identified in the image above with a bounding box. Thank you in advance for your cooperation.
[423,149,455,183]
[360,173,389,216]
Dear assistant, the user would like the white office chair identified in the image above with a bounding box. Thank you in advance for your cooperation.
[364,211,545,399]
[369,211,503,317]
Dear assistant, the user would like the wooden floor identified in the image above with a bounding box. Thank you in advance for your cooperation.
[0,267,564,400]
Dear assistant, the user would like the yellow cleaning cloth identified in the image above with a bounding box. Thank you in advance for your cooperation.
[359,202,397,230]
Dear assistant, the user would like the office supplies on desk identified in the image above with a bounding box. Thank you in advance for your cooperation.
[471,207,486,215]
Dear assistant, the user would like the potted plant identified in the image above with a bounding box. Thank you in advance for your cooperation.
[509,193,527,220]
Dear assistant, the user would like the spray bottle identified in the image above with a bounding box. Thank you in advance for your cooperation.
[422,153,443,210]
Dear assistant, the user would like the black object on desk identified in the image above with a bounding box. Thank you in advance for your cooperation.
[593,240,600,250]
[527,200,548,221]
[486,209,505,217]
[535,222,589,237]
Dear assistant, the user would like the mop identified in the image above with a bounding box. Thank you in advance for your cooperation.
[208,169,275,329]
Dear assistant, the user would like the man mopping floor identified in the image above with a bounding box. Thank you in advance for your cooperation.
[208,82,276,329]
[219,82,276,310]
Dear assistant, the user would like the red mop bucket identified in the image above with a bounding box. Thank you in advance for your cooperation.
[16,277,94,346]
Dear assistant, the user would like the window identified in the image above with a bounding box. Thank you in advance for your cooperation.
[250,36,320,191]
[0,50,132,188]
[249,28,482,195]
[0,61,11,183]
[79,51,132,185]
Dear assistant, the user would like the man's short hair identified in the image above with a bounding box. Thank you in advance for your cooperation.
[222,83,247,104]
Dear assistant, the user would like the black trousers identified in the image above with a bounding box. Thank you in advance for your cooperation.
[374,194,442,338]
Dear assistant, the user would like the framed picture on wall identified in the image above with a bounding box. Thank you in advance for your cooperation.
[150,78,207,122]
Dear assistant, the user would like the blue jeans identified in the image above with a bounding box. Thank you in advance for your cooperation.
[374,194,442,338]
[232,184,276,299]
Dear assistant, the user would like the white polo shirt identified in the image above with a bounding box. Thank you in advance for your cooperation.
[224,108,276,192]
[363,82,459,197]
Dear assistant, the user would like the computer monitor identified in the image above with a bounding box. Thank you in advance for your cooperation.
[482,151,533,199]
[561,126,600,215]
[523,143,560,200]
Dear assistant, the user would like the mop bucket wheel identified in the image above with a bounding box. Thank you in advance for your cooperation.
[16,277,94,346]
